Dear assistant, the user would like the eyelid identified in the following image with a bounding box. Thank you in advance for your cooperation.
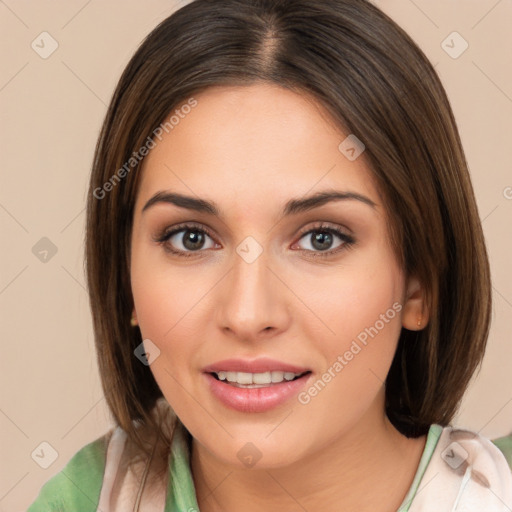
[153,221,215,243]
[295,220,353,238]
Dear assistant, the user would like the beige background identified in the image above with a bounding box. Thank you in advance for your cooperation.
[1,0,511,509]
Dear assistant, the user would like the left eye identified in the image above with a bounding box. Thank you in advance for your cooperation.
[293,226,354,255]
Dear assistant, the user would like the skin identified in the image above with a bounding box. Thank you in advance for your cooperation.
[130,83,430,512]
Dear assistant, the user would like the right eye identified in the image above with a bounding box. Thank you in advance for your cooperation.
[155,222,219,257]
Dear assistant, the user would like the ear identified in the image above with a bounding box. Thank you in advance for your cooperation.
[131,309,138,326]
[401,275,429,331]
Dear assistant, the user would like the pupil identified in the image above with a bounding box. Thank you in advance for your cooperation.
[312,231,332,251]
[183,230,204,250]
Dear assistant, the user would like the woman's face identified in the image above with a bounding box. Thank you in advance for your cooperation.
[130,83,419,468]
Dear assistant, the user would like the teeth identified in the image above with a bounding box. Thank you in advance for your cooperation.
[237,372,253,385]
[271,371,284,383]
[215,370,303,385]
[226,371,237,382]
[253,372,272,384]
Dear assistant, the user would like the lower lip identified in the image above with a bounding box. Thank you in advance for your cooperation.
[204,372,312,413]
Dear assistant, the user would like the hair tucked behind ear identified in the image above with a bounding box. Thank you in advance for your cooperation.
[85,0,491,454]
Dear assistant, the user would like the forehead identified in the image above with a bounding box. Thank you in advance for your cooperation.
[136,83,380,214]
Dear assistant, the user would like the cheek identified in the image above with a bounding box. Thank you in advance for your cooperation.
[130,247,202,379]
[298,248,403,345]
[130,240,200,338]
[335,268,402,355]
[323,235,403,347]
[130,262,202,416]
[295,252,404,419]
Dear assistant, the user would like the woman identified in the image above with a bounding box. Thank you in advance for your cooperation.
[28,0,512,510]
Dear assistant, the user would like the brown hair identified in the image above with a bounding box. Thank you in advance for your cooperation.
[85,0,491,455]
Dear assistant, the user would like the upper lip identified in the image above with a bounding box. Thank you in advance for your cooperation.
[203,358,311,374]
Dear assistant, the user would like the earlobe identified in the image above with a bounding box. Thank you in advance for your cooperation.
[401,276,429,331]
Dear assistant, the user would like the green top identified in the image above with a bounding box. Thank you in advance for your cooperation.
[27,424,511,511]
[492,433,512,468]
[397,424,443,511]
[166,423,200,511]
[26,433,108,512]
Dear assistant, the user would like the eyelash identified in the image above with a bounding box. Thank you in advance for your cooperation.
[153,221,356,259]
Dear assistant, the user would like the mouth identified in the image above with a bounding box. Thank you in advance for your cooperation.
[201,358,313,412]
[208,370,312,388]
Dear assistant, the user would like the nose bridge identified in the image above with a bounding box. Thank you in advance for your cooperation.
[217,241,288,338]
[233,244,269,305]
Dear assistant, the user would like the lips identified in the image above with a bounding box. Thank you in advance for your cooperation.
[202,357,313,413]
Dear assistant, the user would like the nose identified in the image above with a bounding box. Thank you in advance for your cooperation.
[216,246,291,343]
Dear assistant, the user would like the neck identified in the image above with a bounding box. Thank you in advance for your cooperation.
[190,397,427,512]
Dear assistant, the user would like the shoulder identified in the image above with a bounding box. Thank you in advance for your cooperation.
[27,400,181,511]
[409,425,512,511]
[27,430,112,512]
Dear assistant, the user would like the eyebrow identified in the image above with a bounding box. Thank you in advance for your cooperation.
[141,190,377,218]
